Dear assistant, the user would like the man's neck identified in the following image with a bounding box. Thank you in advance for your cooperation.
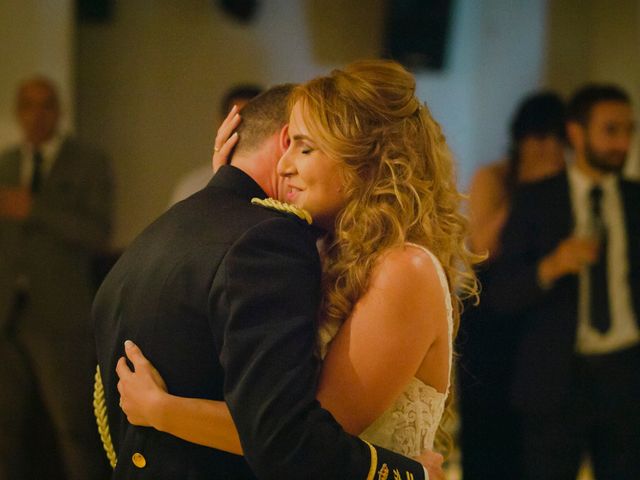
[231,153,278,199]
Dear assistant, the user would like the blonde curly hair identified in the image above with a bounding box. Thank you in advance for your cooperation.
[291,59,480,455]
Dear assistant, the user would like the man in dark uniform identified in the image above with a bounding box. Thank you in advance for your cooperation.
[93,85,440,479]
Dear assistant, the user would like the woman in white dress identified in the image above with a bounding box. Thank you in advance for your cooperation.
[116,59,478,461]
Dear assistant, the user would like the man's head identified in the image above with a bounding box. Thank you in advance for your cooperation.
[228,84,296,200]
[15,76,61,147]
[567,84,635,177]
[221,84,263,118]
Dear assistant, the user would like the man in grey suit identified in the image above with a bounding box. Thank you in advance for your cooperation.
[0,76,112,479]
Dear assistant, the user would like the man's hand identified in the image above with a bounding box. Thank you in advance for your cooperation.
[415,449,444,480]
[538,236,599,285]
[0,187,32,220]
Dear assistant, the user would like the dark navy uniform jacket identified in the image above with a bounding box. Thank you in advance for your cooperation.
[93,165,426,479]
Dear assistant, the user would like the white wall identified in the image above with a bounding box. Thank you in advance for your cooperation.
[4,1,636,247]
[76,0,394,247]
[76,0,548,247]
[0,0,74,148]
[414,0,547,187]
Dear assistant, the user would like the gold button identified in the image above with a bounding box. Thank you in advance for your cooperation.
[131,452,146,468]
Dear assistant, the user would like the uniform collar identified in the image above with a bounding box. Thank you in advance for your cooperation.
[208,165,267,201]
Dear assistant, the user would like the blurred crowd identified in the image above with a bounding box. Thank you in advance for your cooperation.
[458,84,639,480]
[0,74,637,479]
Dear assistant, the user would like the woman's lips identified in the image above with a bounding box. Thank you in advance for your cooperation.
[286,186,302,202]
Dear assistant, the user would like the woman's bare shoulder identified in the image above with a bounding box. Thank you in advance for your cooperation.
[370,246,447,327]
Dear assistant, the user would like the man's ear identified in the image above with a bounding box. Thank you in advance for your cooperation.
[566,121,585,151]
[278,124,290,155]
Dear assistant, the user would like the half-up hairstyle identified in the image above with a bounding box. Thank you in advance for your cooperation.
[291,59,480,455]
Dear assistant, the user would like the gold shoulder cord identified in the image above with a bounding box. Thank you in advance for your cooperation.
[93,365,117,468]
[251,197,313,225]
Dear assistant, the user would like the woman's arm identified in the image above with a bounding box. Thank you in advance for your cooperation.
[116,341,243,455]
[117,246,447,451]
[316,245,448,435]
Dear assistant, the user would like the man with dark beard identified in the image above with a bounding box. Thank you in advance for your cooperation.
[486,84,640,479]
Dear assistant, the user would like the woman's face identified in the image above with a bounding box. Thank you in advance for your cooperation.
[277,101,347,231]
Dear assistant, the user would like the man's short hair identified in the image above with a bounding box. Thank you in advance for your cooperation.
[567,83,631,125]
[221,84,263,117]
[233,84,295,157]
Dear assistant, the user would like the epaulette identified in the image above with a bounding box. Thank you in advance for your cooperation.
[251,197,313,225]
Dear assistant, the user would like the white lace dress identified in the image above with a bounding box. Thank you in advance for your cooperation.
[317,244,453,457]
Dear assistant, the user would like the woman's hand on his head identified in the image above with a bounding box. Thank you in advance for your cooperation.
[116,340,168,429]
[212,105,241,173]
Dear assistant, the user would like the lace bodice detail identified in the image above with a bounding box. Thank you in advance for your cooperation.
[317,244,453,457]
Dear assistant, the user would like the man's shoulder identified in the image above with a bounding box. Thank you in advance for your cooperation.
[214,201,321,271]
[233,207,319,255]
[163,191,319,254]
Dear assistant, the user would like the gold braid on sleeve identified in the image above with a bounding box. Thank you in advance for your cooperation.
[93,365,117,468]
[251,197,313,225]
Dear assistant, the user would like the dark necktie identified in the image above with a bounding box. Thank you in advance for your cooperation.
[31,150,44,194]
[589,185,611,334]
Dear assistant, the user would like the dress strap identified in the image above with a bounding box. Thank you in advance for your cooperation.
[404,243,454,396]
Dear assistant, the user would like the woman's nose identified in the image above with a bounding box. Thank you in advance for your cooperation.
[277,149,295,177]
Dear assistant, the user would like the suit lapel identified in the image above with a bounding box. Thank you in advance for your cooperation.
[38,139,77,202]
[556,171,574,235]
[536,171,574,254]
[620,179,640,323]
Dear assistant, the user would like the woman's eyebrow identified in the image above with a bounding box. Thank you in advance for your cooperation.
[292,134,314,142]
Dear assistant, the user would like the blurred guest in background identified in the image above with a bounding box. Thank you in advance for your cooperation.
[0,76,113,479]
[458,91,566,479]
[487,84,639,480]
[168,84,262,206]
